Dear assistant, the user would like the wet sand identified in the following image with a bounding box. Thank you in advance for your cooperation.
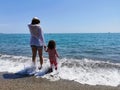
[0,72,119,90]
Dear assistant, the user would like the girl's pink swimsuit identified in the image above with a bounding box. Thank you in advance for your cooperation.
[47,48,59,69]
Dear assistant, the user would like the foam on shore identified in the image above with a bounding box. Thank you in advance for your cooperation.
[0,54,120,86]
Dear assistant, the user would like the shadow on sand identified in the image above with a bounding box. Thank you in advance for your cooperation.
[3,73,32,79]
[2,66,52,79]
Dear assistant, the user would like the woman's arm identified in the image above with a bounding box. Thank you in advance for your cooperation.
[28,24,39,38]
[44,47,48,52]
[38,27,46,46]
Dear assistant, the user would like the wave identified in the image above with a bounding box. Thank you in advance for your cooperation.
[59,58,120,86]
[0,54,120,86]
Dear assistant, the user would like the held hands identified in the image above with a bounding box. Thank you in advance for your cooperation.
[44,46,46,49]
[44,46,47,52]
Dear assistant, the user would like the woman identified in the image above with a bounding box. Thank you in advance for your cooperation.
[28,17,46,69]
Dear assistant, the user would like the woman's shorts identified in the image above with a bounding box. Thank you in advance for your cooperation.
[31,45,43,49]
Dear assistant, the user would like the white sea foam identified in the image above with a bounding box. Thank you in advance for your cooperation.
[57,58,120,86]
[0,54,120,86]
[0,54,29,73]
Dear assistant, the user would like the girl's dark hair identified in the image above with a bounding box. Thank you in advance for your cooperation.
[31,18,40,25]
[48,40,56,49]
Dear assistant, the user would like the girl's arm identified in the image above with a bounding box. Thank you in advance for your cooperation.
[55,49,59,58]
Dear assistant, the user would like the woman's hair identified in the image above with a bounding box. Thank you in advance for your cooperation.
[48,40,56,49]
[31,17,40,24]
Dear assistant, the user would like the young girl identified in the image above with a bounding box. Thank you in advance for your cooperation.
[45,40,59,72]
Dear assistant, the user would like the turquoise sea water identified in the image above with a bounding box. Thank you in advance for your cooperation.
[0,33,120,62]
[1,33,120,86]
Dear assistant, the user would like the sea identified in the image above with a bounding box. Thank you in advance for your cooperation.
[0,33,120,86]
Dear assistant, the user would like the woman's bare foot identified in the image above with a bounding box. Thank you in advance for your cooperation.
[38,66,42,70]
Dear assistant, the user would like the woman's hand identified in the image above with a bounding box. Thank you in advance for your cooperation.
[44,46,47,52]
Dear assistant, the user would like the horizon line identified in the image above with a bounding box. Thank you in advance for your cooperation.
[1,32,120,34]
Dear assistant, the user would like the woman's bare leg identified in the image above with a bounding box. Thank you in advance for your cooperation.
[38,48,43,69]
[31,47,37,65]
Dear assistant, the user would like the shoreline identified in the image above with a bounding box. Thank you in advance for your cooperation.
[0,72,119,90]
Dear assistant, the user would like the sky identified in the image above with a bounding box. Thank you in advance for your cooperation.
[0,0,120,33]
